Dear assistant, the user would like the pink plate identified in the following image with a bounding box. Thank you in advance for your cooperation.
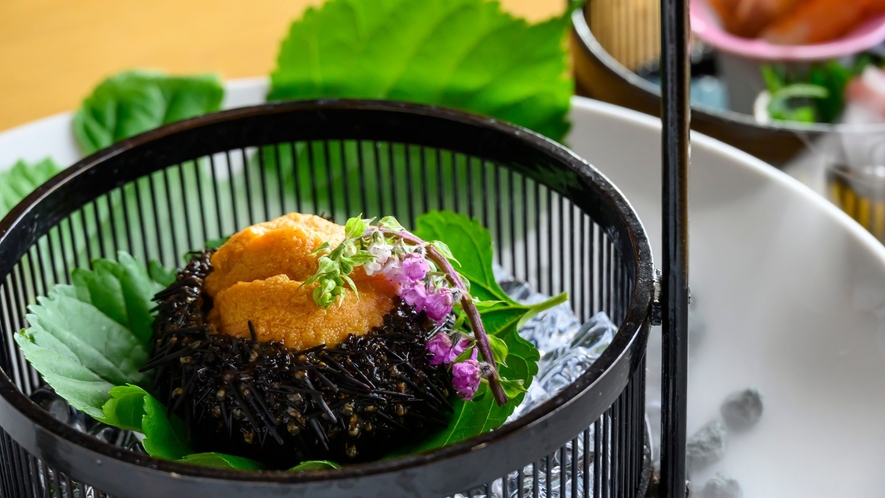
[690,0,885,61]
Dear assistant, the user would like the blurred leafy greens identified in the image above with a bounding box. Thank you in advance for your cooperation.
[270,0,573,142]
[73,71,224,155]
[0,159,62,218]
[761,56,878,124]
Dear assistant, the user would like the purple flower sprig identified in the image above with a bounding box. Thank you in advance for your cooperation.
[451,355,482,400]
[376,227,508,407]
[303,215,377,307]
[426,334,482,400]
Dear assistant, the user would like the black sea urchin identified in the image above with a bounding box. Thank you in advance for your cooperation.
[146,251,453,467]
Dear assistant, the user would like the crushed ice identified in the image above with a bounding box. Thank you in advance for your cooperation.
[447,266,621,497]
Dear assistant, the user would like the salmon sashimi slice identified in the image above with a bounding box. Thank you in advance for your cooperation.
[727,0,804,38]
[762,0,873,45]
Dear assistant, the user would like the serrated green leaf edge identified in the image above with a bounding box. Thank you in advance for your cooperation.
[269,0,572,142]
[73,70,224,155]
[16,252,159,422]
[179,453,266,470]
[141,392,192,460]
[0,159,63,218]
[289,460,342,471]
[14,331,112,420]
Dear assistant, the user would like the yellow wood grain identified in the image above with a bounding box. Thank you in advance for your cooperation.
[0,0,563,132]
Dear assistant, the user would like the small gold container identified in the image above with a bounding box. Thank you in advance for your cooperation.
[826,133,885,243]
[828,163,885,243]
[586,0,661,71]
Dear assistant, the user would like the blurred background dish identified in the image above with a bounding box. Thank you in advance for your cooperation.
[572,2,824,166]
[572,0,885,160]
[692,0,885,54]
[691,0,885,114]
[572,1,885,206]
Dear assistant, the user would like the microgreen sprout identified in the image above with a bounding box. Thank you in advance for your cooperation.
[302,215,375,307]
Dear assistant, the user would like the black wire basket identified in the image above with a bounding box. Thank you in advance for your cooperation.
[0,100,656,497]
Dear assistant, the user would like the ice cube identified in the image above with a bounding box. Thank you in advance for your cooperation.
[687,420,728,473]
[703,472,742,498]
[720,389,763,433]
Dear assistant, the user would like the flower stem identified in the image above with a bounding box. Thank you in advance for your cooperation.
[380,228,508,407]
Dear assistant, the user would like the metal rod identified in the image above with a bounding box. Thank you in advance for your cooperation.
[658,0,691,495]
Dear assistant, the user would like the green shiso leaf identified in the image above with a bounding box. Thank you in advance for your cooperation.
[269,0,572,142]
[149,260,177,288]
[72,252,161,347]
[142,391,192,460]
[180,453,266,471]
[14,252,159,419]
[0,158,63,218]
[100,384,149,432]
[289,460,342,471]
[414,211,523,304]
[73,70,224,155]
[13,331,114,420]
[408,211,561,452]
[258,0,574,209]
[24,286,150,388]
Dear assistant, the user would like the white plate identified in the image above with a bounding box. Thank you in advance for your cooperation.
[2,80,885,497]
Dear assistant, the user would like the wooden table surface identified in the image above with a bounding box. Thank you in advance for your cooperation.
[0,0,564,133]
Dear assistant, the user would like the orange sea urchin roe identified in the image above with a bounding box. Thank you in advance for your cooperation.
[204,213,396,349]
[208,274,396,350]
[204,213,347,297]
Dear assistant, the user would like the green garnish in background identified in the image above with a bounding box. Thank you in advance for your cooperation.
[259,0,575,204]
[73,71,225,155]
[761,55,878,124]
[0,159,63,219]
[65,0,575,162]
[270,0,573,142]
